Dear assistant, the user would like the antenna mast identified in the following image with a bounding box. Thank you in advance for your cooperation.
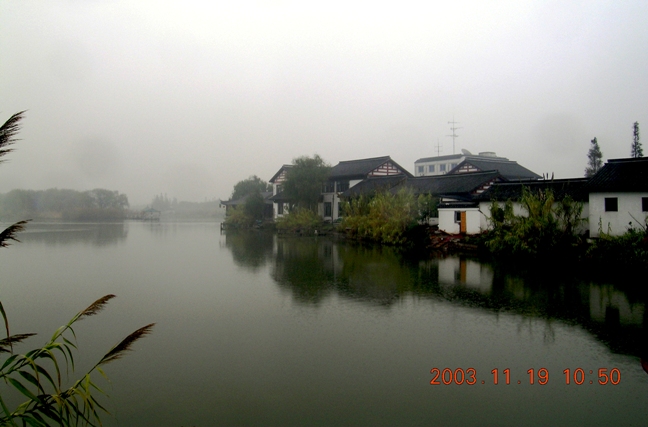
[446,116,462,154]
[434,138,442,157]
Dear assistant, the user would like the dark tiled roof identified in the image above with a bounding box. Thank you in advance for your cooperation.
[269,165,293,183]
[340,176,408,198]
[586,157,648,192]
[395,171,502,197]
[474,178,589,202]
[221,191,273,206]
[329,156,412,179]
[450,158,541,180]
[340,171,501,199]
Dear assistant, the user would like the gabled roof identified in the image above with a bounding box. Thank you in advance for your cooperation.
[449,157,541,180]
[586,157,648,192]
[329,156,412,180]
[269,165,293,183]
[474,178,589,202]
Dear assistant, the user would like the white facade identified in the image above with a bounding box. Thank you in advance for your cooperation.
[415,155,464,177]
[321,179,363,221]
[439,200,590,235]
[438,207,484,234]
[414,152,504,177]
[589,192,648,237]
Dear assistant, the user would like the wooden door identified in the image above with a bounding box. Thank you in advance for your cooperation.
[460,211,467,233]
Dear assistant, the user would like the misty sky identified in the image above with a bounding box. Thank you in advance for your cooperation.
[1,1,647,205]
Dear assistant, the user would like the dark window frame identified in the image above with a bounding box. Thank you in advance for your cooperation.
[642,197,648,212]
[324,202,332,217]
[604,197,618,212]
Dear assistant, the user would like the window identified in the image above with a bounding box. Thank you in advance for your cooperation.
[450,163,457,169]
[605,198,618,212]
[324,202,332,217]
[322,182,335,193]
[275,184,283,195]
[277,203,284,215]
[643,197,648,212]
[440,164,446,172]
[336,181,349,192]
[417,166,424,174]
[428,165,435,173]
[454,211,462,223]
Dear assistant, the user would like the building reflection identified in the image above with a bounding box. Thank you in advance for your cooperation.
[222,231,648,359]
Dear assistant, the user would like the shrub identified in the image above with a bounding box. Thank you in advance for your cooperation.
[484,187,586,259]
[223,205,255,228]
[339,189,417,245]
[275,208,323,234]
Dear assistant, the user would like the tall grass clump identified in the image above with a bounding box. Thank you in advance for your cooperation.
[275,208,323,234]
[0,295,154,426]
[484,187,586,259]
[586,216,648,269]
[340,189,417,245]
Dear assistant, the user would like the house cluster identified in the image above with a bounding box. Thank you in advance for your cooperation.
[225,151,648,238]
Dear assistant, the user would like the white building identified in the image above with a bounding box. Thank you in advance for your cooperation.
[587,158,648,237]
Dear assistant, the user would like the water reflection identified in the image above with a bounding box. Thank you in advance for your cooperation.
[223,231,648,359]
[222,230,274,271]
[4,221,128,247]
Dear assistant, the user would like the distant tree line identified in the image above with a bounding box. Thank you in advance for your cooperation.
[0,188,129,220]
[148,193,223,219]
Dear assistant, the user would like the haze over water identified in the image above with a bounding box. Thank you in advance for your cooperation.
[1,221,646,426]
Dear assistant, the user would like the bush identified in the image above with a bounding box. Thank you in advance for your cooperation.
[339,189,417,245]
[484,187,586,259]
[223,205,255,228]
[275,208,323,234]
[586,217,648,268]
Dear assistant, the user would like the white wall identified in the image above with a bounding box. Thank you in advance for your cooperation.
[440,199,590,235]
[589,192,648,237]
[438,208,482,234]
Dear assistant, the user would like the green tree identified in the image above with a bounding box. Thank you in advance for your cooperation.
[631,121,643,158]
[283,155,331,212]
[0,112,153,426]
[243,189,266,220]
[231,175,271,200]
[585,137,603,177]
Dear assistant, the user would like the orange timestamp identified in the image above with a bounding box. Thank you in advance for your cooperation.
[429,368,621,385]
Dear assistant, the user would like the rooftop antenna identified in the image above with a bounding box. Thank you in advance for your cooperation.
[446,116,462,154]
[434,138,442,157]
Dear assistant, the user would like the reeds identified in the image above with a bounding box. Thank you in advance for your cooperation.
[0,295,155,427]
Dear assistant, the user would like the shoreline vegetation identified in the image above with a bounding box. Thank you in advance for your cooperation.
[0,188,129,221]
[224,187,648,272]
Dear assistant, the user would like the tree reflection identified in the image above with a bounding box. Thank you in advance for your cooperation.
[223,230,274,272]
[223,231,648,358]
[11,222,128,247]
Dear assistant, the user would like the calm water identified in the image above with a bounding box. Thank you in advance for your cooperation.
[1,221,647,426]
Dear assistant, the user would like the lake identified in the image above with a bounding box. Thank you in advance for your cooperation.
[1,221,647,426]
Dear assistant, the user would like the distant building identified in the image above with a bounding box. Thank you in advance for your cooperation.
[414,149,540,181]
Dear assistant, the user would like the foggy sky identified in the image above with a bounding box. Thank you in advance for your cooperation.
[1,1,647,206]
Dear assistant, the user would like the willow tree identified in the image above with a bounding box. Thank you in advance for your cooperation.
[283,154,331,212]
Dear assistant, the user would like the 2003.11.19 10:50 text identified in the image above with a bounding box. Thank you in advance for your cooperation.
[429,368,621,385]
